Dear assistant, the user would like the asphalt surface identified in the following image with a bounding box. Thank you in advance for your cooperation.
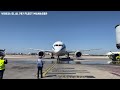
[3,55,120,79]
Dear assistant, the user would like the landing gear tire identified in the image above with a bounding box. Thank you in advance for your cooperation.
[67,57,70,59]
[51,57,54,59]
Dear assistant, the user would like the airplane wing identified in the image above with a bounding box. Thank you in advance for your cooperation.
[67,48,102,53]
[28,48,101,54]
[28,48,53,53]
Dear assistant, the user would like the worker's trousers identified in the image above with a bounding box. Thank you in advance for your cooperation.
[0,69,5,79]
[37,67,43,79]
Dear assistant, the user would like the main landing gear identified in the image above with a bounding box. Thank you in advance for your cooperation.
[57,56,60,64]
[51,53,54,59]
[67,53,70,59]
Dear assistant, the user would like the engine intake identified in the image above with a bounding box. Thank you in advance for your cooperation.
[116,44,120,49]
[38,51,45,57]
[75,51,82,57]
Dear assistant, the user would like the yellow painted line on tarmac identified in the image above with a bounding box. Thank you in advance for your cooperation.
[42,63,56,77]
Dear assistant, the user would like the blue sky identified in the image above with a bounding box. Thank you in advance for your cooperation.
[0,11,120,54]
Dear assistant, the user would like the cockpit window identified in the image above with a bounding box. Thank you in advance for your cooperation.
[54,44,58,46]
[59,44,63,46]
[54,44,63,46]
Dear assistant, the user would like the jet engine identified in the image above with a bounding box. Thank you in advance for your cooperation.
[38,51,45,57]
[75,51,82,57]
[115,24,120,49]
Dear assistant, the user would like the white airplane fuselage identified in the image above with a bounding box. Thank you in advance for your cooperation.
[52,41,67,56]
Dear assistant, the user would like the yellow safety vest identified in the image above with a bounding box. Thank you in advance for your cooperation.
[116,56,120,61]
[0,59,5,70]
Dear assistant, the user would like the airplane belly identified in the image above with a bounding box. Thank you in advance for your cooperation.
[58,53,65,56]
[55,50,66,56]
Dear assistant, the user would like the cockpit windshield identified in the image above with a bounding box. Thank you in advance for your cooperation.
[54,44,63,46]
[59,44,63,46]
[54,44,58,46]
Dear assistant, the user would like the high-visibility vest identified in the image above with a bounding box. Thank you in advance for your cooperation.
[0,59,5,70]
[116,56,120,61]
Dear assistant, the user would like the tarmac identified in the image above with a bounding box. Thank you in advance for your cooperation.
[3,55,120,79]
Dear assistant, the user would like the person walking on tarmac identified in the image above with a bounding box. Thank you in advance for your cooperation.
[37,56,44,79]
[0,56,7,79]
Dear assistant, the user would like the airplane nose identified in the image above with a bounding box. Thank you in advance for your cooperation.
[55,48,62,53]
[55,49,61,53]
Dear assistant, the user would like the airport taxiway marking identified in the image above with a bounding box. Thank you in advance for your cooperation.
[42,63,56,77]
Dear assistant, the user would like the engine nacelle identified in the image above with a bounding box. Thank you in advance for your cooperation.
[75,51,82,57]
[115,24,120,49]
[116,44,120,49]
[38,51,45,57]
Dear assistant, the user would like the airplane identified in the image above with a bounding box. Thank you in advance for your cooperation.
[29,41,101,60]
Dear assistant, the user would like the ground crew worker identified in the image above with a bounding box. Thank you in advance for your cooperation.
[116,55,120,64]
[0,56,7,79]
[37,56,44,79]
[116,55,120,61]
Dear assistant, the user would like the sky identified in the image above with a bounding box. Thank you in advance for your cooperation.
[0,11,120,54]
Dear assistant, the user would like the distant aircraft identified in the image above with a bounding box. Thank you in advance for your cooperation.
[29,41,101,60]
